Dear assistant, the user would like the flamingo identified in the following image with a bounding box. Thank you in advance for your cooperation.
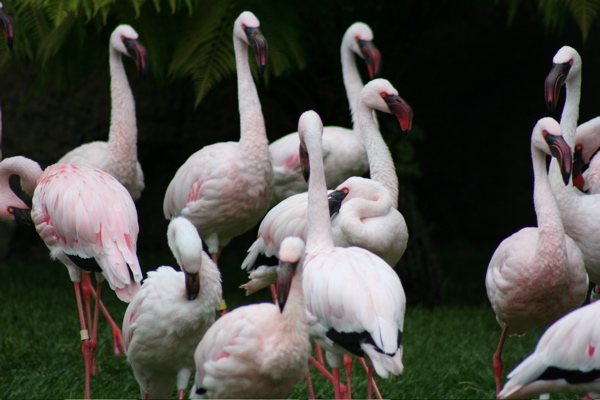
[0,156,143,399]
[0,2,14,50]
[241,78,412,275]
[497,299,600,399]
[59,24,147,201]
[298,110,405,399]
[123,217,222,400]
[572,117,600,193]
[190,236,311,399]
[545,46,600,301]
[268,22,381,207]
[485,117,589,394]
[162,11,272,284]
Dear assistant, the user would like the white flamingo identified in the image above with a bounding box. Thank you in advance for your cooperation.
[191,236,311,399]
[241,78,412,277]
[268,22,381,207]
[485,117,588,394]
[59,24,147,201]
[498,299,600,399]
[572,117,600,193]
[299,110,405,399]
[163,11,272,278]
[545,46,600,299]
[0,156,143,399]
[123,217,222,400]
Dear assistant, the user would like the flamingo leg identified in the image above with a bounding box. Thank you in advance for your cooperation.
[83,281,126,356]
[306,370,315,400]
[308,356,347,392]
[73,281,91,400]
[333,367,342,400]
[343,354,353,399]
[81,274,98,376]
[358,358,381,400]
[315,341,324,365]
[211,248,228,316]
[178,388,185,399]
[494,325,509,394]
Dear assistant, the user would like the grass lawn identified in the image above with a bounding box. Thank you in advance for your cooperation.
[0,253,578,399]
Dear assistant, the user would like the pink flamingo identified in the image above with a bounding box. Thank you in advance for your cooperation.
[498,298,600,399]
[162,11,272,312]
[123,217,222,400]
[191,236,310,399]
[268,22,381,207]
[485,118,588,394]
[0,156,143,399]
[299,110,405,399]
[572,117,600,194]
[59,24,147,201]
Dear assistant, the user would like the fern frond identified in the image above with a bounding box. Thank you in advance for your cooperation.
[567,0,600,41]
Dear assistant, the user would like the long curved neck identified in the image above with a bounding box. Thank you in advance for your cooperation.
[0,156,43,220]
[341,42,363,128]
[531,146,567,265]
[356,104,399,208]
[306,131,335,253]
[108,48,138,172]
[233,37,269,154]
[280,266,307,337]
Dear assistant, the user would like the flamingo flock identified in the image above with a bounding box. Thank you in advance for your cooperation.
[4,3,600,400]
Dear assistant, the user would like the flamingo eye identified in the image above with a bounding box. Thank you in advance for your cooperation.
[569,59,574,66]
[121,35,125,42]
[542,130,548,137]
[576,144,582,151]
[380,93,387,98]
[342,188,349,195]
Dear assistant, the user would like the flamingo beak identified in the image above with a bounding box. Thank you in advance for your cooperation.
[300,143,310,183]
[245,26,268,75]
[545,62,571,115]
[123,38,149,80]
[328,187,349,217]
[357,40,382,79]
[185,271,200,300]
[383,94,414,136]
[8,206,33,227]
[545,131,573,185]
[0,7,14,50]
[572,145,588,192]
[276,260,298,312]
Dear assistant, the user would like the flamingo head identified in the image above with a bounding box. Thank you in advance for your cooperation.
[361,79,413,136]
[7,206,33,226]
[167,217,205,300]
[536,117,573,185]
[0,3,14,50]
[544,46,581,115]
[110,24,149,79]
[236,11,268,75]
[345,22,381,79]
[328,187,349,217]
[572,144,587,192]
[276,237,305,312]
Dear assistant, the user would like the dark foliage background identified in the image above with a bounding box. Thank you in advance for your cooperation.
[1,0,599,307]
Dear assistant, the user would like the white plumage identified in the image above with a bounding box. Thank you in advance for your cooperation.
[123,217,222,399]
[268,22,381,206]
[485,117,588,394]
[162,11,273,265]
[573,116,600,193]
[241,78,412,276]
[59,24,147,201]
[191,236,311,399]
[299,110,405,398]
[498,300,600,399]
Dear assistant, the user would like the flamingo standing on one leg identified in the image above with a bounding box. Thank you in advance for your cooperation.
[59,24,147,201]
[268,22,381,207]
[485,118,588,394]
[298,110,405,399]
[162,11,272,313]
[123,217,222,400]
[190,236,311,399]
[0,156,143,399]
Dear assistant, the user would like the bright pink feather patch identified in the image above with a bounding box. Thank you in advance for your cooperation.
[589,345,595,357]
[188,180,203,203]
[215,351,230,361]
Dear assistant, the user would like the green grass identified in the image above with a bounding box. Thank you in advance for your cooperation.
[0,254,578,399]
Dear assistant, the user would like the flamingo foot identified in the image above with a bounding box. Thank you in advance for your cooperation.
[81,336,96,399]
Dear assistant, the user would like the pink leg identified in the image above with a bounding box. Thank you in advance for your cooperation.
[343,354,353,399]
[73,281,92,400]
[309,356,348,393]
[212,248,228,316]
[358,358,381,399]
[306,370,315,399]
[494,326,509,394]
[333,367,342,399]
[84,279,126,355]
[315,342,324,365]
[178,388,185,399]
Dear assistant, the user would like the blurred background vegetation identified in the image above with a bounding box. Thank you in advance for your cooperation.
[2,0,600,307]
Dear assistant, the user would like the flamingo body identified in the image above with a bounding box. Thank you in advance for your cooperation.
[192,236,311,399]
[163,11,272,258]
[498,300,600,399]
[268,22,382,207]
[123,217,222,399]
[573,117,600,193]
[59,24,147,200]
